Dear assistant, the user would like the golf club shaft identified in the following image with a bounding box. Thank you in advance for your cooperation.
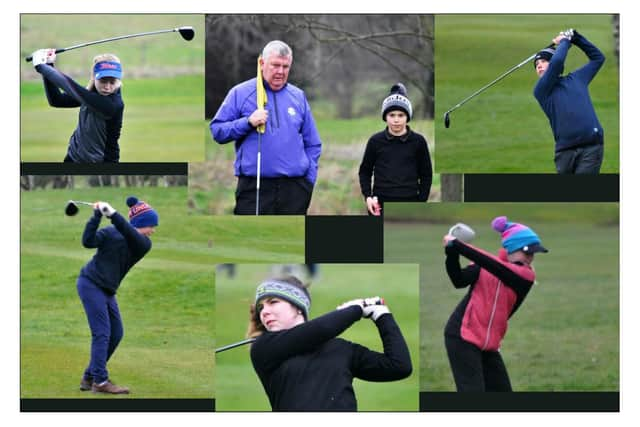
[72,200,94,206]
[25,27,183,62]
[215,338,256,353]
[255,133,262,216]
[444,53,537,115]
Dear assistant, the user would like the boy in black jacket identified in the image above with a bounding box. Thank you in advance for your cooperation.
[358,83,432,215]
[77,196,158,394]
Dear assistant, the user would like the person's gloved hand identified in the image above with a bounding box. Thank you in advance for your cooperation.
[97,201,116,217]
[337,299,365,315]
[560,28,575,40]
[363,303,390,321]
[31,49,51,66]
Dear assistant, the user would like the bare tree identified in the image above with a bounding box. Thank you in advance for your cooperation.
[441,174,463,202]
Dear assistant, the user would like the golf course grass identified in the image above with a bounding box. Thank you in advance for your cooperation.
[383,202,619,391]
[198,117,438,215]
[215,263,419,411]
[20,14,205,162]
[435,14,619,173]
[20,185,304,399]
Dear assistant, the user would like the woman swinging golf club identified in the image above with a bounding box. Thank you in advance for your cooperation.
[76,196,158,394]
[247,276,412,411]
[443,216,548,391]
[30,48,125,163]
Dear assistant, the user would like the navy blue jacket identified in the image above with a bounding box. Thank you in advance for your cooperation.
[533,33,605,152]
[36,63,124,162]
[80,210,151,294]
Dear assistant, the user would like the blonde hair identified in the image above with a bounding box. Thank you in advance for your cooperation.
[87,53,122,91]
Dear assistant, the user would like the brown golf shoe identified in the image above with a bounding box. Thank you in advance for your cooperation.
[80,377,92,391]
[91,380,130,394]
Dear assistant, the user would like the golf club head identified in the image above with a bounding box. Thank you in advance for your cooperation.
[444,112,451,128]
[65,201,79,216]
[448,223,476,243]
[176,26,195,41]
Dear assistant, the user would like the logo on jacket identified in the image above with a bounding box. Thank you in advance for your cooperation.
[287,107,296,116]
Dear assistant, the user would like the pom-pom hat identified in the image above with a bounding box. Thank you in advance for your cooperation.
[127,196,158,228]
[381,83,413,122]
[491,216,548,254]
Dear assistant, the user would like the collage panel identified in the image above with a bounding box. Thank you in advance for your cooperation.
[215,263,419,411]
[199,14,437,215]
[384,203,619,409]
[20,14,205,163]
[435,14,619,174]
[19,175,214,409]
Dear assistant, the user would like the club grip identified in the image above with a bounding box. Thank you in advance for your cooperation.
[25,48,65,63]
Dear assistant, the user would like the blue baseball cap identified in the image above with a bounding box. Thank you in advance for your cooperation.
[94,61,122,80]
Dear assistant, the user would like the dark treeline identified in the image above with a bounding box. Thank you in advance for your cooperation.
[205,14,434,120]
[20,175,187,191]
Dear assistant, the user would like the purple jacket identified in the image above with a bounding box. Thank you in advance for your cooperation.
[210,78,322,185]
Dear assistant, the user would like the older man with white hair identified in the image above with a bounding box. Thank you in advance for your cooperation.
[210,40,322,215]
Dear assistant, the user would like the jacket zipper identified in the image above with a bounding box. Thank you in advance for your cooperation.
[482,282,502,350]
[272,91,280,129]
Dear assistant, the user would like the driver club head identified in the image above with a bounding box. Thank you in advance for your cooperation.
[65,201,79,216]
[176,26,195,41]
[444,111,451,128]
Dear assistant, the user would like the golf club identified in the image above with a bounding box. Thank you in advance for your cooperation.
[65,200,94,216]
[25,26,195,62]
[215,338,256,354]
[443,43,554,128]
[448,223,476,243]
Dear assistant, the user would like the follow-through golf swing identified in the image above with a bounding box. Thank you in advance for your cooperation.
[223,276,411,410]
[74,196,158,394]
[28,26,194,163]
[443,43,554,128]
[443,216,548,391]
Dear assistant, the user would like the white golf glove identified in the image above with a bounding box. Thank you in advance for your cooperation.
[560,28,574,40]
[31,49,50,66]
[337,299,365,315]
[363,304,390,321]
[97,202,116,217]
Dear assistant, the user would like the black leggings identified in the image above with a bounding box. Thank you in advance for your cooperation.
[444,334,512,392]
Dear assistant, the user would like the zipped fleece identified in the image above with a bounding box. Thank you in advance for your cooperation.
[533,33,605,153]
[210,78,322,185]
[444,240,536,351]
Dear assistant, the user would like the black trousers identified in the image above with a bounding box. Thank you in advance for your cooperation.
[444,334,512,392]
[234,176,313,215]
[554,143,603,174]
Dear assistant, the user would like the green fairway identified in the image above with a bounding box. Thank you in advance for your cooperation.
[435,14,619,173]
[20,186,304,398]
[215,264,419,411]
[199,117,438,214]
[384,203,619,391]
[20,14,205,162]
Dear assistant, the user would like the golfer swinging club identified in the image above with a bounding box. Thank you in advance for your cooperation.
[533,29,605,174]
[247,276,412,410]
[77,196,158,394]
[30,48,124,163]
[210,40,322,215]
[443,216,548,391]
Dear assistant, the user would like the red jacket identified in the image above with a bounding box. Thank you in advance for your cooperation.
[445,240,536,351]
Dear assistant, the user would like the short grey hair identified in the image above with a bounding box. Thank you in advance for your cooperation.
[262,40,293,61]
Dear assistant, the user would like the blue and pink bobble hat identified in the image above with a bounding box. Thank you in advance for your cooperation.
[127,196,158,228]
[491,216,548,254]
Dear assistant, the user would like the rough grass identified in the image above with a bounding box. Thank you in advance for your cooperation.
[383,203,619,391]
[20,186,304,398]
[215,264,420,411]
[198,117,438,215]
[435,14,619,173]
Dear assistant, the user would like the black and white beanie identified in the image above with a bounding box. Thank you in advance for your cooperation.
[381,83,412,122]
[533,47,556,68]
